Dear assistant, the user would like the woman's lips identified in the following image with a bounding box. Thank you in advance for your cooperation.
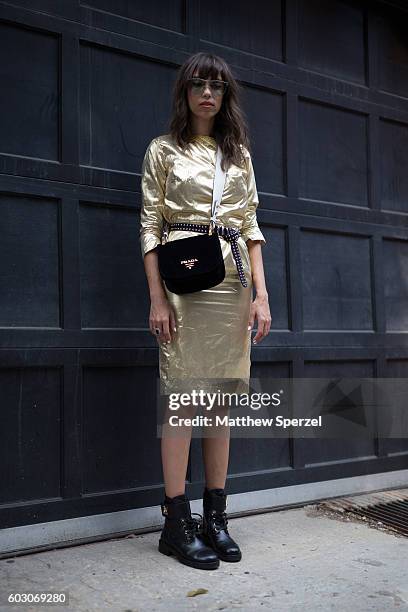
[200,102,214,107]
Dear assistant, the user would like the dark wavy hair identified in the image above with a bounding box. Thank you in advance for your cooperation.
[168,52,251,171]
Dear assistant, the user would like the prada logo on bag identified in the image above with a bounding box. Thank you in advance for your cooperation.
[180,258,198,269]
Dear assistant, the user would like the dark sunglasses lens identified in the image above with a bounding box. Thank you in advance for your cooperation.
[212,81,225,94]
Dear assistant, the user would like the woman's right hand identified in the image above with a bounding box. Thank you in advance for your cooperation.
[150,295,177,344]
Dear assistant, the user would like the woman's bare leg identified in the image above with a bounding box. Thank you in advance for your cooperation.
[161,431,192,498]
[202,434,230,489]
[160,400,196,498]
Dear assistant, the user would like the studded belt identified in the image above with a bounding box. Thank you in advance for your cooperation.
[167,222,248,288]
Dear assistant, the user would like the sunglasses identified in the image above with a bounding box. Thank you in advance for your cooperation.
[187,78,228,97]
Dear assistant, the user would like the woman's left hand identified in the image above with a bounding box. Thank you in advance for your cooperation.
[248,293,271,344]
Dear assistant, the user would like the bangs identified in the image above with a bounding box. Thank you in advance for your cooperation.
[187,55,225,81]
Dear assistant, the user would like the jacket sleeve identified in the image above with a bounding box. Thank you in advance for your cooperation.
[240,151,266,246]
[139,137,166,258]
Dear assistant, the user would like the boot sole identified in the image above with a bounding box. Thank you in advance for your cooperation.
[158,538,220,570]
[217,551,242,562]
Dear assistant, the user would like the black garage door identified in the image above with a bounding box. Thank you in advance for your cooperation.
[0,0,407,532]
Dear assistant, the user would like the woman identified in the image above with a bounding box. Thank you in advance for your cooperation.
[140,52,271,570]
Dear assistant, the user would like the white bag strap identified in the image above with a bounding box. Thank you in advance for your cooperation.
[210,145,227,231]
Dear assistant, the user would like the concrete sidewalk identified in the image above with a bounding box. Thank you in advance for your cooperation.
[0,503,407,612]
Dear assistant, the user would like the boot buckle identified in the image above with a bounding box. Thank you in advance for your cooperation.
[161,503,168,516]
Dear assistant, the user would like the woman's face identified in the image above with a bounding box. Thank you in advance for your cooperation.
[186,71,224,120]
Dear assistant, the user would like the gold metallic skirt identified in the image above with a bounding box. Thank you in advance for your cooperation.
[159,231,253,395]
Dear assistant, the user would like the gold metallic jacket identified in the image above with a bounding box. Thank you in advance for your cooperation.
[139,134,266,273]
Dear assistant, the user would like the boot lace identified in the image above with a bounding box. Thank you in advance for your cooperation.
[208,510,229,533]
[180,512,203,543]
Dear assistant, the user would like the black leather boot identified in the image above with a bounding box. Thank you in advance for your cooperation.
[158,494,220,570]
[202,487,242,562]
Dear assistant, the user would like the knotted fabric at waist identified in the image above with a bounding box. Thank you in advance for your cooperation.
[167,222,248,288]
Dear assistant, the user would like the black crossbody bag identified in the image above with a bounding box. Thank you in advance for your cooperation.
[157,145,227,295]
